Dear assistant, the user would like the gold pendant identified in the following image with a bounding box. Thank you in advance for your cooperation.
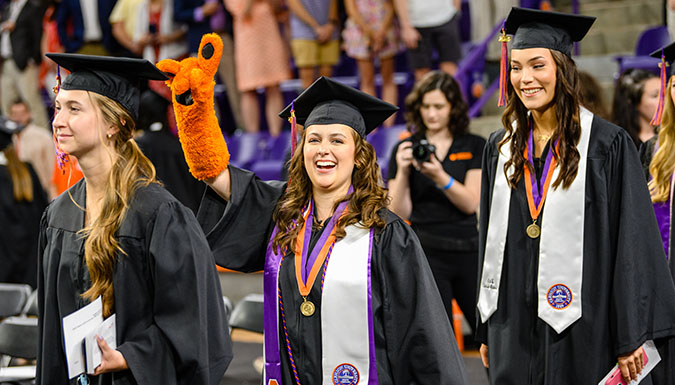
[300,297,315,317]
[526,223,541,238]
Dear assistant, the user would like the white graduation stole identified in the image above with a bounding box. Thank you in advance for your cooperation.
[478,107,593,333]
[321,225,374,385]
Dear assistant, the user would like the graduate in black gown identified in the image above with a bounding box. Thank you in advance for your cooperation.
[37,54,232,385]
[638,41,675,385]
[159,37,470,383]
[476,8,675,385]
[0,116,47,288]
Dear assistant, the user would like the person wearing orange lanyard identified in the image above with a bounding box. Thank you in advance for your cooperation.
[159,37,470,384]
[387,70,485,342]
[476,7,675,385]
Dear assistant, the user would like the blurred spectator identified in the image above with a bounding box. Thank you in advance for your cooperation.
[0,116,48,288]
[40,2,64,102]
[469,0,517,61]
[111,0,188,61]
[612,68,660,148]
[135,90,205,214]
[10,99,55,197]
[579,71,610,121]
[0,0,49,129]
[174,0,246,131]
[109,0,145,57]
[668,0,675,40]
[287,0,339,89]
[56,0,119,55]
[342,0,403,127]
[393,0,461,80]
[225,0,289,136]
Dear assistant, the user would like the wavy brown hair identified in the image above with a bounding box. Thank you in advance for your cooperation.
[79,93,157,317]
[4,144,34,202]
[272,128,388,254]
[404,70,469,137]
[499,49,581,190]
[649,76,675,202]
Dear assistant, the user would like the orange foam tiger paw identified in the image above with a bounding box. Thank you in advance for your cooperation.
[157,33,229,181]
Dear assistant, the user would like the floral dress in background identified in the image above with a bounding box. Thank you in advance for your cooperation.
[341,0,403,60]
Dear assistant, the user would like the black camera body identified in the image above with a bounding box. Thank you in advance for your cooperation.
[411,138,436,162]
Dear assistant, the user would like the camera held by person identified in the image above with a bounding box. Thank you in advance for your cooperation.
[411,138,436,162]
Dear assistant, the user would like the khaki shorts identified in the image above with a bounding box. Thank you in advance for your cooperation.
[291,39,340,68]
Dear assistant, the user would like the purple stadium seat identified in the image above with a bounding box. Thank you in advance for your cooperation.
[367,124,408,160]
[615,26,671,76]
[266,131,292,160]
[250,159,284,181]
[227,132,269,169]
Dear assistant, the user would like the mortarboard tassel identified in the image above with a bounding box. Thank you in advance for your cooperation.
[289,101,297,157]
[53,64,61,94]
[650,51,668,127]
[497,27,511,107]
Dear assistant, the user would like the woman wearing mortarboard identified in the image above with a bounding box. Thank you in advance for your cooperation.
[157,34,469,385]
[37,53,232,384]
[638,41,675,385]
[476,7,675,384]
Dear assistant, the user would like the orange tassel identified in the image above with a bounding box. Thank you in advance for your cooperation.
[650,52,668,127]
[289,101,297,157]
[497,28,511,107]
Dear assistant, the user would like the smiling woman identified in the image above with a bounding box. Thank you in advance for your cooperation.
[476,7,675,385]
[168,69,471,383]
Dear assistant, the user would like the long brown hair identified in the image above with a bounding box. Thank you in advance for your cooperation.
[649,76,675,202]
[404,71,469,137]
[80,93,158,317]
[499,49,582,190]
[4,144,33,202]
[272,128,388,254]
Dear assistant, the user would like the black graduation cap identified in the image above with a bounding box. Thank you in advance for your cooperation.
[0,116,24,151]
[45,53,169,121]
[279,76,399,138]
[650,42,675,76]
[504,7,596,56]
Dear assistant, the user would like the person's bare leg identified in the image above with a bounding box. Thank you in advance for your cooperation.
[414,67,430,81]
[380,56,398,127]
[357,59,376,96]
[298,67,316,90]
[440,61,458,77]
[265,85,284,137]
[241,90,260,133]
[318,64,333,78]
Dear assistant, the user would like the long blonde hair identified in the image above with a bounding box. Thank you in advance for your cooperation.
[4,144,33,202]
[649,76,675,203]
[272,128,388,254]
[79,93,157,317]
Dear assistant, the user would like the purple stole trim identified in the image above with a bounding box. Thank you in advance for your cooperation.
[262,224,378,385]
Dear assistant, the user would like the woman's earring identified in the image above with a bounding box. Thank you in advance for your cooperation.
[107,133,112,139]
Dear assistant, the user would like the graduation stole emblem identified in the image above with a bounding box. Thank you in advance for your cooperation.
[477,106,593,333]
[262,194,379,385]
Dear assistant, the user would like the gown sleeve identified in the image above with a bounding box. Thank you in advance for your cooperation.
[196,166,286,272]
[116,201,233,385]
[606,130,675,356]
[377,216,470,385]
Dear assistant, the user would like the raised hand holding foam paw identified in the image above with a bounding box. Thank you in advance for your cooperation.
[157,33,229,181]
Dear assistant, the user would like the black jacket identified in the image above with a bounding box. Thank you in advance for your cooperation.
[2,0,45,70]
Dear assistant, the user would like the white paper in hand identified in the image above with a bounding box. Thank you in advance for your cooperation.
[62,297,103,379]
[84,314,117,374]
[598,340,661,385]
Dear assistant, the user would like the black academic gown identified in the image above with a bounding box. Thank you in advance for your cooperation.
[0,163,47,288]
[136,130,206,215]
[37,180,232,385]
[197,166,470,385]
[639,136,675,384]
[476,117,675,385]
